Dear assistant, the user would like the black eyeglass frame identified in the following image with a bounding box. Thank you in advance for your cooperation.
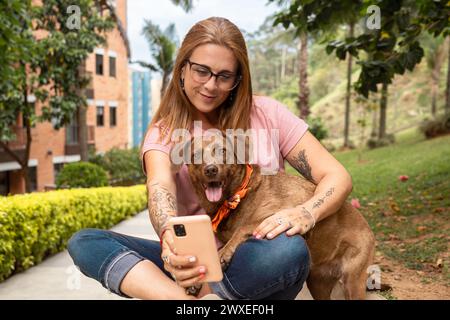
[185,59,242,91]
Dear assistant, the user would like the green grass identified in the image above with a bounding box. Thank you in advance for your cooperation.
[286,128,450,283]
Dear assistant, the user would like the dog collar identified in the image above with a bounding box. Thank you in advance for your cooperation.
[211,164,253,232]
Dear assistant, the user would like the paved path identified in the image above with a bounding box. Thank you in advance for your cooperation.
[0,210,383,300]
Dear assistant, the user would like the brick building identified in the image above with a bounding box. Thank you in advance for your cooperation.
[0,0,130,195]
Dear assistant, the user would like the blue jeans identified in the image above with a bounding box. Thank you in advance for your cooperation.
[67,228,310,300]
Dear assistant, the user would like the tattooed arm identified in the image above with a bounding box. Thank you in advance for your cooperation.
[144,150,178,237]
[286,131,353,224]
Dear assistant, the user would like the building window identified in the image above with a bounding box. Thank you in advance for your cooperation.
[96,106,104,126]
[109,56,116,77]
[95,54,103,75]
[110,107,117,127]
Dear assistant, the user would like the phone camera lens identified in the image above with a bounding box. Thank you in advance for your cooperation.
[173,224,186,237]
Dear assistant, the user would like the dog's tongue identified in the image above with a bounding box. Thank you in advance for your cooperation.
[205,186,223,202]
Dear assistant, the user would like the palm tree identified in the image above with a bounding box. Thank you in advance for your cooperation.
[169,0,193,12]
[139,21,178,98]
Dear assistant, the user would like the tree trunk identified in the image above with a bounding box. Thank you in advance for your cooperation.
[298,32,310,119]
[431,38,446,117]
[77,63,88,161]
[78,105,88,161]
[161,72,169,99]
[22,62,32,193]
[446,36,450,115]
[23,112,32,193]
[281,45,286,81]
[344,23,354,148]
[378,83,388,140]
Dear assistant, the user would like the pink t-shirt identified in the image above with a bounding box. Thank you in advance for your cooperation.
[141,95,308,240]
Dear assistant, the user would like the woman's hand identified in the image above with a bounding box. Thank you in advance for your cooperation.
[253,206,316,240]
[160,229,206,288]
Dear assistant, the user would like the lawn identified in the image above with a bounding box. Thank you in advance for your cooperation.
[286,128,450,287]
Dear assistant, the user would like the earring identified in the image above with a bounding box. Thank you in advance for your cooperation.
[229,92,235,103]
[180,78,185,89]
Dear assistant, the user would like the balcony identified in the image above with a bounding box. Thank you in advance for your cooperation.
[65,125,95,155]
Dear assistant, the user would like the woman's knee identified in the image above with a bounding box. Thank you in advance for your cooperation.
[67,228,103,257]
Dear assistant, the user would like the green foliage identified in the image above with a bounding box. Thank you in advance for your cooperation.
[137,20,178,95]
[247,17,299,95]
[89,147,146,186]
[0,1,115,137]
[56,162,109,189]
[287,128,450,280]
[306,115,328,141]
[270,0,449,97]
[419,113,450,139]
[0,185,147,282]
[366,133,395,149]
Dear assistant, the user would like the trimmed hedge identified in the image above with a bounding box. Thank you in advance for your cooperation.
[0,185,147,282]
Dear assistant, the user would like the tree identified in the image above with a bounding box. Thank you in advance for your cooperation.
[423,34,446,117]
[169,0,194,12]
[269,0,364,143]
[0,0,114,193]
[272,0,449,145]
[446,37,450,115]
[138,21,178,98]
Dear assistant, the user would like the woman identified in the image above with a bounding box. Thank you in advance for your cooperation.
[68,17,353,300]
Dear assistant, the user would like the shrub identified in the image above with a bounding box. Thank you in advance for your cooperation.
[419,113,450,139]
[0,185,147,282]
[307,115,328,141]
[56,162,109,189]
[89,147,145,186]
[367,133,395,149]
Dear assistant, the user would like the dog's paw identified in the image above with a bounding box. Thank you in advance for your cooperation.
[218,249,233,271]
[219,257,230,271]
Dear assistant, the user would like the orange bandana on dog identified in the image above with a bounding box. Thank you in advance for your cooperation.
[211,164,253,232]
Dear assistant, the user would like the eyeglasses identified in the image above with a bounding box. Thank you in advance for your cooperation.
[186,60,241,91]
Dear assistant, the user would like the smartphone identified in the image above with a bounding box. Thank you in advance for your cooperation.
[168,215,223,282]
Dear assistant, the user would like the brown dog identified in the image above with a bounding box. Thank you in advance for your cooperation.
[175,133,375,300]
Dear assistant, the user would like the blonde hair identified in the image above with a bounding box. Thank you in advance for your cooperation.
[141,17,253,147]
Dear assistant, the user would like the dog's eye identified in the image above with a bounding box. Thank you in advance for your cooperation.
[193,151,202,161]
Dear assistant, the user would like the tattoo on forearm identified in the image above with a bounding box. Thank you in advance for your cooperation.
[148,182,177,236]
[292,149,315,183]
[312,187,335,209]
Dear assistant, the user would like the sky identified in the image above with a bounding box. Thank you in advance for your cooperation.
[127,0,280,72]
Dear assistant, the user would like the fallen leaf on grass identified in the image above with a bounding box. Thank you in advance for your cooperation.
[388,234,400,241]
[393,216,407,222]
[436,258,443,268]
[434,207,446,213]
[389,202,400,213]
[416,226,427,232]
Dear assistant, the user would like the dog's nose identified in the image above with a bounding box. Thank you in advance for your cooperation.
[204,165,218,177]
